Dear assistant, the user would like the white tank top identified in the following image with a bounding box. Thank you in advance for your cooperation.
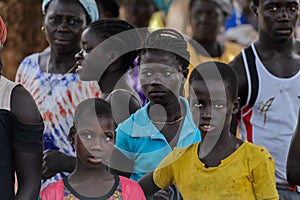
[240,43,300,184]
[0,76,18,111]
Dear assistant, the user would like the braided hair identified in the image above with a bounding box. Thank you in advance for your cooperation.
[138,28,190,78]
[86,19,139,72]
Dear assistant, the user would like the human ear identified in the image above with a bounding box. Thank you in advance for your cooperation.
[68,125,76,145]
[232,97,240,114]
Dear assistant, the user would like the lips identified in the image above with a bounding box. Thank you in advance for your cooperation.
[275,27,292,35]
[87,155,103,165]
[199,123,215,133]
[54,39,71,45]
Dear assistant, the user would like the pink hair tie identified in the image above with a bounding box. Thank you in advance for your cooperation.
[0,16,7,46]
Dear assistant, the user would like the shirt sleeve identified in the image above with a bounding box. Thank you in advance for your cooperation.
[251,148,279,200]
[11,114,44,154]
[115,127,135,160]
[120,176,146,200]
[153,150,176,189]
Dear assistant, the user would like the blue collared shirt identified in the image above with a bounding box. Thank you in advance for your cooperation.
[115,97,201,181]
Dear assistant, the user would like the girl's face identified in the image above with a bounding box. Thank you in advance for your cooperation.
[74,117,115,169]
[139,50,184,105]
[189,80,238,139]
[43,0,87,52]
[76,29,123,82]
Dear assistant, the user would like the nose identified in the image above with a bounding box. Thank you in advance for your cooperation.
[90,137,104,151]
[278,7,290,21]
[75,50,84,63]
[150,72,163,85]
[57,19,70,32]
[200,107,212,120]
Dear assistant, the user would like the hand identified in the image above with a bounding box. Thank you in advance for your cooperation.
[153,185,183,200]
[42,150,76,179]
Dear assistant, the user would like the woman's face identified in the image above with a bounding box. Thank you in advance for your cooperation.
[139,50,184,105]
[43,0,87,53]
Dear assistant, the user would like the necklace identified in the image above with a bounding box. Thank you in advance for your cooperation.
[150,116,184,125]
[46,57,77,96]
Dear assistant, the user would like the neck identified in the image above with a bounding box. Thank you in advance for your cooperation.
[256,30,295,54]
[149,97,185,123]
[192,37,222,57]
[70,161,111,180]
[47,47,80,74]
[99,74,131,99]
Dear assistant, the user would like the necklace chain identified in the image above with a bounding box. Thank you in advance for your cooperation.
[46,56,77,96]
[150,116,184,125]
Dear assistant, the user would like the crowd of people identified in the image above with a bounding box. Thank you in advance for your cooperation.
[1,0,300,199]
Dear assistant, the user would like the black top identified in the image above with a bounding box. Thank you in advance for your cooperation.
[0,110,43,199]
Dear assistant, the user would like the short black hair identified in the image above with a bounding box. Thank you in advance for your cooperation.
[86,19,139,72]
[138,28,190,78]
[189,0,232,17]
[189,61,238,101]
[73,98,113,126]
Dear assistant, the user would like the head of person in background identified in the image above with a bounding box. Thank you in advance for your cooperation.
[96,0,119,19]
[41,0,99,72]
[75,19,142,123]
[0,16,6,74]
[118,0,157,28]
[189,0,232,47]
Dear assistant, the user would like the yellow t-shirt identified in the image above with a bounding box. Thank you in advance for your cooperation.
[153,141,279,200]
[184,42,243,98]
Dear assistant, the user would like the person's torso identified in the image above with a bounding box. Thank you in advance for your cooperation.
[239,44,300,184]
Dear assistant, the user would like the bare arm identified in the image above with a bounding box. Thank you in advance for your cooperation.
[287,108,300,185]
[11,85,43,200]
[138,172,161,197]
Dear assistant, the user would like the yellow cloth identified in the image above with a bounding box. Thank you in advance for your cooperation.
[148,11,165,30]
[184,41,243,98]
[153,141,279,200]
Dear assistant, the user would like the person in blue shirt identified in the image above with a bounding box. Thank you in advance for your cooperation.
[110,28,201,199]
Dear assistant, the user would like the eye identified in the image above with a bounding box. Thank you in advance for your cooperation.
[142,71,152,77]
[103,134,113,142]
[164,71,172,77]
[82,133,92,140]
[268,5,278,12]
[214,104,224,109]
[289,5,298,12]
[49,17,62,25]
[68,19,81,26]
[194,103,203,108]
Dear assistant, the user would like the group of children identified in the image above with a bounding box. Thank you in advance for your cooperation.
[3,0,300,199]
[40,26,278,199]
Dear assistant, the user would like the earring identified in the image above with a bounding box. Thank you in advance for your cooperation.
[41,26,45,31]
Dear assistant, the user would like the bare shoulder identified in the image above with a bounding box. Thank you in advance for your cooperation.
[11,85,42,124]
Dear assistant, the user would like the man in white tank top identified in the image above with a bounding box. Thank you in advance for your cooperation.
[229,0,300,199]
[0,16,44,199]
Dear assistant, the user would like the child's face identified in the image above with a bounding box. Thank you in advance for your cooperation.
[74,117,115,168]
[139,50,183,104]
[189,80,238,138]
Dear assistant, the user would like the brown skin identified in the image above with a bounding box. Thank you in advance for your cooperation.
[287,108,300,184]
[189,0,226,57]
[229,0,300,132]
[41,0,89,179]
[10,85,43,200]
[68,117,116,197]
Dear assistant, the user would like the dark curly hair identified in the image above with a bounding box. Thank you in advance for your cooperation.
[138,28,190,78]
